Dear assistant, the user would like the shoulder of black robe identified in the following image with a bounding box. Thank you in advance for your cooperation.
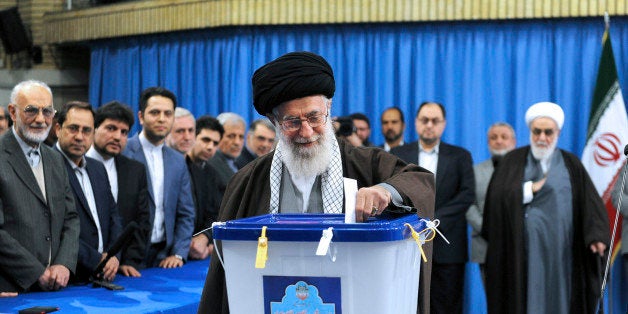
[560,149,609,313]
[482,146,529,314]
[197,137,436,314]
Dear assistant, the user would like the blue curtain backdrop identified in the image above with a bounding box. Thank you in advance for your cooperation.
[89,17,628,314]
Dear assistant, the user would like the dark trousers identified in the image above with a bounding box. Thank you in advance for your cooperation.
[430,262,465,314]
[144,241,166,267]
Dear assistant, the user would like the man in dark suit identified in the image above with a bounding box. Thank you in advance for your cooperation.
[123,87,195,269]
[184,115,224,260]
[55,101,123,283]
[391,101,474,314]
[349,112,373,147]
[187,115,223,166]
[208,112,246,196]
[379,106,405,151]
[165,107,196,155]
[87,101,151,277]
[235,118,275,169]
[0,80,79,293]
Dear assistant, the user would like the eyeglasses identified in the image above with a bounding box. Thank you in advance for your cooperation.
[532,128,555,136]
[23,106,56,119]
[418,117,444,125]
[64,124,93,136]
[278,112,328,132]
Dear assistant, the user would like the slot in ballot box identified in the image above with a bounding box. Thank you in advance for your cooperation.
[213,213,428,314]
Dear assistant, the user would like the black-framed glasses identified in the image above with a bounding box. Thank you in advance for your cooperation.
[532,128,555,136]
[63,124,93,136]
[278,112,328,132]
[23,105,56,119]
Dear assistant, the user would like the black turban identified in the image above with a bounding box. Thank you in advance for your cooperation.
[252,51,335,116]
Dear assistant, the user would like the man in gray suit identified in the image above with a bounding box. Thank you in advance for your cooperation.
[0,80,79,293]
[466,122,516,283]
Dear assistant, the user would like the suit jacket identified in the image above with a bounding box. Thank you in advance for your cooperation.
[208,150,236,198]
[465,158,493,263]
[123,134,195,265]
[391,141,475,263]
[186,156,221,241]
[59,153,123,281]
[234,147,256,170]
[115,154,151,269]
[0,131,79,291]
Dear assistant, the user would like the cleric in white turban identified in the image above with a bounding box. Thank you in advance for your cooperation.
[482,100,609,313]
[525,101,565,130]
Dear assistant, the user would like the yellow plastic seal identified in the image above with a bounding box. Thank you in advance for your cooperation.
[405,222,436,263]
[255,226,268,268]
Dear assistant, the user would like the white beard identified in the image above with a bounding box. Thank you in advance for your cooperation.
[489,148,511,157]
[276,119,334,177]
[15,112,51,144]
[530,137,557,161]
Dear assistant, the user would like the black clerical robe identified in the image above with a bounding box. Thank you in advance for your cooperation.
[197,139,435,314]
[482,146,610,314]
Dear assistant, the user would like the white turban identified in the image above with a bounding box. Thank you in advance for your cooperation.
[525,102,564,130]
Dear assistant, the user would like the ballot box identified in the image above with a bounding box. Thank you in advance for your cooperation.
[213,213,428,314]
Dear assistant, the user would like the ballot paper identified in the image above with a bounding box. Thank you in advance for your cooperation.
[343,178,358,223]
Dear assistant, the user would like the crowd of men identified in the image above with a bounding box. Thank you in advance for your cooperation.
[0,51,616,314]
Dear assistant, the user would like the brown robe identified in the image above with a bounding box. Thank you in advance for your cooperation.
[197,138,436,313]
[482,146,610,314]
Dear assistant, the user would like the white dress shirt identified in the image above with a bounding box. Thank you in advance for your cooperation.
[418,141,439,178]
[57,143,104,253]
[86,147,118,202]
[139,132,166,243]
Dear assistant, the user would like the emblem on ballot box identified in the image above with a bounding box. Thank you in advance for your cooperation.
[265,277,339,314]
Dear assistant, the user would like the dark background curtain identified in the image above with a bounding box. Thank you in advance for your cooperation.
[89,17,628,313]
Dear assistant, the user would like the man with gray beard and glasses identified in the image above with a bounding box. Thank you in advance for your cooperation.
[0,80,79,294]
[482,102,609,314]
[198,52,436,314]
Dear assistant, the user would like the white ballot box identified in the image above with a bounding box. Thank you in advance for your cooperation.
[213,213,429,314]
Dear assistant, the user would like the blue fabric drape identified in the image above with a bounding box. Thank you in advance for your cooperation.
[90,18,628,160]
[89,17,628,314]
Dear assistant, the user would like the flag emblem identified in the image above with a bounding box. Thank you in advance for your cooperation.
[593,132,622,167]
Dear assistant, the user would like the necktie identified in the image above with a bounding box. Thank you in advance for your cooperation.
[226,158,238,173]
[28,149,40,167]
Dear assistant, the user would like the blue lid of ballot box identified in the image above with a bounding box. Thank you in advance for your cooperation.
[213,213,426,242]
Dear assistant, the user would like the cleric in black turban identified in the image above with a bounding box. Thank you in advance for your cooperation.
[252,51,335,116]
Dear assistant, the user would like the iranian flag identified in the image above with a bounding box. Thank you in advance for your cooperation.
[581,27,627,264]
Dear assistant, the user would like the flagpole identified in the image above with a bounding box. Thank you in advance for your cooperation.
[595,14,625,314]
[597,159,626,313]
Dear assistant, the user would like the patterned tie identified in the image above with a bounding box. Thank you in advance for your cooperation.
[28,149,40,167]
